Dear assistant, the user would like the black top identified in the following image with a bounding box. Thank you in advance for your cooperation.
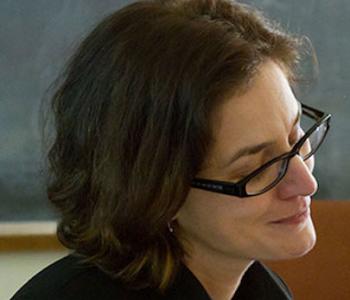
[11,253,293,300]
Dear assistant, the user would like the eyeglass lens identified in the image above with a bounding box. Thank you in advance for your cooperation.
[245,115,327,195]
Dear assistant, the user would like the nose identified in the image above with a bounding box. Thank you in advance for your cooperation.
[276,155,318,199]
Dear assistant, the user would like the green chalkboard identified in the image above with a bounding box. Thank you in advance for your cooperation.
[0,0,346,221]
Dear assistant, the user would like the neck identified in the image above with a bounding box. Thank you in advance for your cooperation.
[183,248,254,300]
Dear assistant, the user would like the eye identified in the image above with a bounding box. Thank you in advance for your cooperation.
[234,172,251,181]
[289,126,304,146]
[232,165,259,181]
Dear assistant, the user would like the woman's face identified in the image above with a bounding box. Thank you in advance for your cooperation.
[176,60,318,264]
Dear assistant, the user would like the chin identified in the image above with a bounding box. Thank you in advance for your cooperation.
[264,217,317,261]
[285,218,317,258]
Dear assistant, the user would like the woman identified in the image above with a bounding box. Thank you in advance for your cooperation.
[12,0,331,299]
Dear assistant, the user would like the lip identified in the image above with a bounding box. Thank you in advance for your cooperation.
[270,208,310,225]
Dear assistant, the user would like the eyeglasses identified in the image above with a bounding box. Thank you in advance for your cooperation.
[191,103,331,197]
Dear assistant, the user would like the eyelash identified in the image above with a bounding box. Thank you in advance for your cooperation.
[289,126,304,146]
[231,125,306,181]
[234,128,305,181]
[233,166,258,181]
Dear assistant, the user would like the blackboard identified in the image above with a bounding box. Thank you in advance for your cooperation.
[1,0,348,221]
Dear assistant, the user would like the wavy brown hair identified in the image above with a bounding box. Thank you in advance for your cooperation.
[42,0,306,292]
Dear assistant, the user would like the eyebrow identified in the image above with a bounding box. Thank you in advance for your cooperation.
[223,101,302,168]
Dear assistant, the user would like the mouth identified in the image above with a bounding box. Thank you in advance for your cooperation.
[270,208,310,225]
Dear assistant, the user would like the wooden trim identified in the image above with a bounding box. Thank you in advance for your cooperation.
[0,222,65,251]
[0,235,66,251]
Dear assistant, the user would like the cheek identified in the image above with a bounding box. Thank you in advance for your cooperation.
[175,189,270,254]
[177,189,254,225]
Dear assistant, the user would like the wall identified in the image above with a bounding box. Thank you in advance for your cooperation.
[0,250,68,300]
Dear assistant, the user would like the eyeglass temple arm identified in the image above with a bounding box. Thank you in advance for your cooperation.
[301,102,325,119]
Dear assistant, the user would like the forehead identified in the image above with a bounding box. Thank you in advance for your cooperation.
[207,60,299,166]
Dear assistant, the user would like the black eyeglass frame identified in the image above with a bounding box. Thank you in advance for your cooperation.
[191,103,331,198]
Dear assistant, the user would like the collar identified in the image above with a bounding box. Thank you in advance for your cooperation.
[163,261,293,300]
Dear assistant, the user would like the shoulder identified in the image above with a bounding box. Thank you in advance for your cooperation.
[10,253,152,300]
